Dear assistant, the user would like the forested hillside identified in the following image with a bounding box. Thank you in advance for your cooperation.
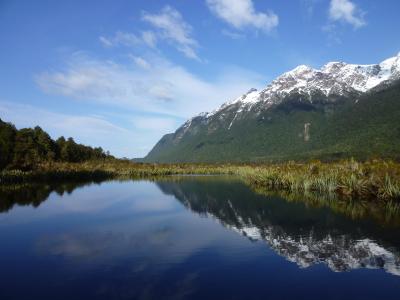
[0,119,113,170]
[144,81,400,163]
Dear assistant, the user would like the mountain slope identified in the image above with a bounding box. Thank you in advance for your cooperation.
[144,54,400,163]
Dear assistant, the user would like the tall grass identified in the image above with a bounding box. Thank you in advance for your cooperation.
[1,159,400,202]
[237,159,400,202]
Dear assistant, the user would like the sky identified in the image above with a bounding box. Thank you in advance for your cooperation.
[0,0,399,158]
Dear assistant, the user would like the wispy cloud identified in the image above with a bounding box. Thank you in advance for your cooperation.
[329,0,366,29]
[0,101,134,154]
[35,52,265,119]
[30,5,269,157]
[300,0,321,17]
[141,30,157,48]
[206,0,278,32]
[142,6,200,60]
[99,36,114,47]
[130,55,151,69]
[32,50,265,157]
[99,31,141,48]
[99,6,198,60]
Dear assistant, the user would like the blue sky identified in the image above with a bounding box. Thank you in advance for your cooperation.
[1,0,399,158]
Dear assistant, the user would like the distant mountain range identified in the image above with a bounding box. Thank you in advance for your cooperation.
[144,53,400,162]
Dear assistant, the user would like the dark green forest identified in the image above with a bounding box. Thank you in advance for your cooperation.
[0,118,113,170]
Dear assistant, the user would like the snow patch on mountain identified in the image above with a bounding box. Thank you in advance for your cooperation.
[178,52,400,134]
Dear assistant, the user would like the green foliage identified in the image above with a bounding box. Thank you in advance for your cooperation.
[0,119,16,169]
[379,175,400,200]
[0,119,113,170]
[12,127,57,169]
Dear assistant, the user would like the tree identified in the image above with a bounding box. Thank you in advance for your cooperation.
[0,119,17,169]
[1,118,115,169]
[34,126,57,161]
[12,128,40,169]
[56,136,67,160]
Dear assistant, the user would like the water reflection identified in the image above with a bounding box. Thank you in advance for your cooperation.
[156,177,400,275]
[0,179,227,300]
[1,176,400,278]
[0,181,102,212]
[1,177,400,299]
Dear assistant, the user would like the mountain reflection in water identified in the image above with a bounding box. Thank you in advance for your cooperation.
[156,177,400,276]
[1,176,400,279]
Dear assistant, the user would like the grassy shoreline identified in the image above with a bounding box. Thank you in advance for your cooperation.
[1,159,400,202]
[0,161,237,184]
[238,159,400,202]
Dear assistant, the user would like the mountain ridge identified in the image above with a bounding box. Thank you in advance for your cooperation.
[144,53,400,163]
[186,52,400,124]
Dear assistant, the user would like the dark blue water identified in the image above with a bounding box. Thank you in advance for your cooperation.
[0,177,400,300]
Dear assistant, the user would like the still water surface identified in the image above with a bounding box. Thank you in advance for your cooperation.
[0,176,400,299]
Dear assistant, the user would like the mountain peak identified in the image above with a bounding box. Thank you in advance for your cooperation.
[282,65,316,78]
[321,61,346,73]
[380,53,400,71]
[292,64,314,73]
[219,52,400,118]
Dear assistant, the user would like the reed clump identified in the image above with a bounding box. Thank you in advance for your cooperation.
[237,159,400,202]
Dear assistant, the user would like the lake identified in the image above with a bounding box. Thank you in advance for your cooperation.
[0,176,400,300]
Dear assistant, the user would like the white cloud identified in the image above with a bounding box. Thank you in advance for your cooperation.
[329,0,366,28]
[32,47,265,157]
[35,53,265,119]
[100,6,199,60]
[142,6,200,60]
[206,0,278,32]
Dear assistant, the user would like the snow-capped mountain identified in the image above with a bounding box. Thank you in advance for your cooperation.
[197,52,400,122]
[144,53,400,163]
